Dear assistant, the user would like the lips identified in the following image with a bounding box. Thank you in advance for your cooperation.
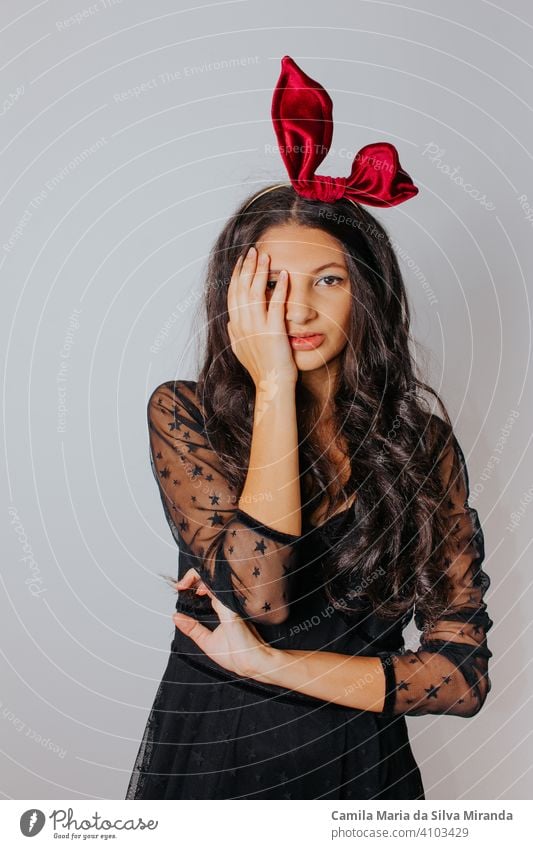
[288,333,325,350]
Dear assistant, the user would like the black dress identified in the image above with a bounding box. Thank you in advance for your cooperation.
[125,380,493,800]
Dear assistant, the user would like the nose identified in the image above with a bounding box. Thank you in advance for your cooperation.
[283,274,317,324]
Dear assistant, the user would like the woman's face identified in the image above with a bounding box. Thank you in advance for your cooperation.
[254,223,353,378]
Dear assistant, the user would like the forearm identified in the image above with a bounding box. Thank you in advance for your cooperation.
[252,647,387,713]
[238,379,301,536]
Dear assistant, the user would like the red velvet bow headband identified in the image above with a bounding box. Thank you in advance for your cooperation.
[243,55,418,212]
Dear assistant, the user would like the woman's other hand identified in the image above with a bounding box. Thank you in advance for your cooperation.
[173,568,275,678]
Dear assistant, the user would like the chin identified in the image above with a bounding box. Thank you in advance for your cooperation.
[296,341,347,370]
[294,352,337,371]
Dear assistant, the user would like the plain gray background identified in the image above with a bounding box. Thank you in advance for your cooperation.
[1,0,532,800]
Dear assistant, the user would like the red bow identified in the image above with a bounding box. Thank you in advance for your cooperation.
[271,55,418,208]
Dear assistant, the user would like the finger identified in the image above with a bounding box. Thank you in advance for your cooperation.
[240,246,258,291]
[232,247,258,337]
[227,252,245,317]
[172,611,212,650]
[229,253,253,333]
[249,250,270,321]
[195,581,213,598]
[181,567,201,580]
[209,594,242,624]
[175,574,196,591]
[267,269,289,323]
[175,576,197,591]
[175,568,201,590]
[235,247,258,316]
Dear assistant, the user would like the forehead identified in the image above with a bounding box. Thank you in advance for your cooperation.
[255,224,347,267]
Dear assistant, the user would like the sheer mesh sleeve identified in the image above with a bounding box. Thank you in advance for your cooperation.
[377,435,493,718]
[148,380,300,625]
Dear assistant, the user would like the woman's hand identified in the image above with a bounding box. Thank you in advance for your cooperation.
[172,567,276,679]
[227,246,298,387]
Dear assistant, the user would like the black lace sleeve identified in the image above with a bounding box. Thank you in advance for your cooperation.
[148,380,300,624]
[376,435,493,718]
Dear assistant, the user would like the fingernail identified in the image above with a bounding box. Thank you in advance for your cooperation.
[247,246,256,256]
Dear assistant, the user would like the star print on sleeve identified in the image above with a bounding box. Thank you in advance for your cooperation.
[147,380,300,624]
[376,433,493,718]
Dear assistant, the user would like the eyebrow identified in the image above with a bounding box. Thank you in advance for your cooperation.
[267,262,347,274]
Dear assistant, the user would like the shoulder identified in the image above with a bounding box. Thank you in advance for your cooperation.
[426,415,473,507]
[425,412,453,449]
[147,379,204,425]
[423,413,466,490]
[148,379,197,404]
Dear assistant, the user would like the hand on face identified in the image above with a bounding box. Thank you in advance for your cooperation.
[226,246,298,387]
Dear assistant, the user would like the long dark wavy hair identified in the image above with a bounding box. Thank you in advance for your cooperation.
[188,183,462,630]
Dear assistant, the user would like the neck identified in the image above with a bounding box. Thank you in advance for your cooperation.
[299,358,342,412]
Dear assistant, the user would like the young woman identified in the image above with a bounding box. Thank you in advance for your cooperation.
[125,183,493,801]
[125,55,492,800]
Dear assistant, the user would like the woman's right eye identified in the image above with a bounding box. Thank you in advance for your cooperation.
[266,280,277,290]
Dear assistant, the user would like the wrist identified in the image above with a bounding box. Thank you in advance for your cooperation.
[247,644,285,685]
[254,374,296,395]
